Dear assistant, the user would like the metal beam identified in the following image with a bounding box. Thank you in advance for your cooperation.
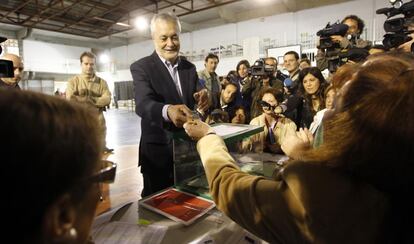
[217,7,237,23]
[177,0,241,17]
[163,0,192,12]
[281,0,297,12]
[28,0,86,27]
[0,17,107,38]
[56,5,95,31]
[0,28,17,39]
[56,0,130,32]
[180,21,195,32]
[112,0,233,36]
[0,0,32,21]
[16,27,32,39]
[20,0,62,24]
[2,14,108,33]
[28,33,127,48]
[83,0,129,12]
[115,0,190,24]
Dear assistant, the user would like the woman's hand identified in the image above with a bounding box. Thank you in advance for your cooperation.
[183,120,215,141]
[281,128,314,159]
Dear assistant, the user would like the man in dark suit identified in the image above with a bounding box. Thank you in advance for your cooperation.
[130,13,208,197]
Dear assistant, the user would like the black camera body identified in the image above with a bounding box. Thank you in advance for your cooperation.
[248,59,274,77]
[316,22,369,73]
[376,0,414,51]
[327,48,369,73]
[0,37,14,78]
[317,22,349,49]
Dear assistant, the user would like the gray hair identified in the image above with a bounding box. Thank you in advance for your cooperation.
[150,13,181,36]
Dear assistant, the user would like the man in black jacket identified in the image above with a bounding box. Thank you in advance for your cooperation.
[130,13,208,197]
[316,15,371,71]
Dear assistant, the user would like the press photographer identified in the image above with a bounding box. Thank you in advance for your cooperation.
[0,37,13,78]
[0,37,24,89]
[316,15,372,72]
[376,0,414,53]
[242,58,284,118]
[264,57,288,82]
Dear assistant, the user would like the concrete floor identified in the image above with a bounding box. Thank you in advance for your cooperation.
[103,108,143,208]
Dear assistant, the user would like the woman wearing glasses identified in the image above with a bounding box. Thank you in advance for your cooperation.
[1,90,116,244]
[241,87,297,154]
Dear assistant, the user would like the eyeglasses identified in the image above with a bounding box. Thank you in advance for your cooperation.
[259,100,277,111]
[84,160,117,184]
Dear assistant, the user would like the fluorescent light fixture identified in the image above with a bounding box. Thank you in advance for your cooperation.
[94,16,114,23]
[134,17,148,31]
[116,22,131,27]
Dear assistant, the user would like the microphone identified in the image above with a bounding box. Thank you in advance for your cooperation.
[284,78,293,88]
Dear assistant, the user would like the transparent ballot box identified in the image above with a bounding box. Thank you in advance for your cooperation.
[173,123,265,199]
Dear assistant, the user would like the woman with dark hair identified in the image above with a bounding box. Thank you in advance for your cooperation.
[183,53,414,243]
[241,87,296,153]
[1,90,116,244]
[232,59,252,108]
[296,67,328,128]
[229,105,248,124]
[235,59,251,85]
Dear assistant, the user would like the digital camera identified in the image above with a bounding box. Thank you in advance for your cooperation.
[327,48,369,73]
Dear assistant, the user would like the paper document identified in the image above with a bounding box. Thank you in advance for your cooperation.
[189,221,267,244]
[212,124,248,137]
[93,201,134,228]
[92,221,167,244]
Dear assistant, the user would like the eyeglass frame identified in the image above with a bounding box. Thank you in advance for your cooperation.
[259,100,277,111]
[83,160,117,184]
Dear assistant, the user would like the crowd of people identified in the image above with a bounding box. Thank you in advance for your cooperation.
[1,8,413,244]
[185,51,414,243]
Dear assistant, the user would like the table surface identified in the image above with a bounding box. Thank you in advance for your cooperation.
[106,201,267,244]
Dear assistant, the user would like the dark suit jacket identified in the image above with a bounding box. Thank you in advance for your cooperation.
[130,51,201,170]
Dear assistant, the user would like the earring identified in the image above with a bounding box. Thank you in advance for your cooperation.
[58,227,78,243]
[68,228,78,239]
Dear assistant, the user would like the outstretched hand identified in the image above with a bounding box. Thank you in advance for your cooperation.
[183,120,215,141]
[193,89,209,112]
[167,104,193,128]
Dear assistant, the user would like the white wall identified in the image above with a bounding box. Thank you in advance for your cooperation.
[23,40,90,74]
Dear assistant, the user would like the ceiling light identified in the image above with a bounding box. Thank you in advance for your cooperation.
[134,17,148,31]
[94,17,114,23]
[99,53,110,64]
[116,22,131,27]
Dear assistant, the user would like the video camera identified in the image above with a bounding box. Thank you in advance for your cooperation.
[0,37,14,78]
[248,59,274,77]
[327,48,369,73]
[376,0,414,51]
[317,22,349,49]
